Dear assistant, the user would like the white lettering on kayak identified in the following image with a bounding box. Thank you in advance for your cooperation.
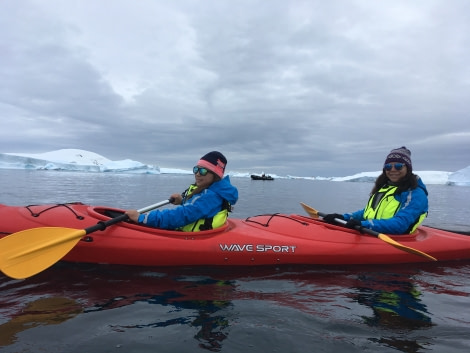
[219,244,296,253]
[218,244,254,252]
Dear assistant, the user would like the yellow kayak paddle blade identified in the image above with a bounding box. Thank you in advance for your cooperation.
[377,233,437,261]
[300,202,320,218]
[0,227,86,279]
[300,202,437,262]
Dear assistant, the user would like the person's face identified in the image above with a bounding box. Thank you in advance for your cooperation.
[193,166,215,188]
[384,162,407,183]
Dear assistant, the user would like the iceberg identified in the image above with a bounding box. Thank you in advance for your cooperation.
[447,166,470,186]
[0,149,469,185]
[0,149,160,174]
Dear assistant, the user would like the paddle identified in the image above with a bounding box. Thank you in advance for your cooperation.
[300,202,437,262]
[0,199,173,280]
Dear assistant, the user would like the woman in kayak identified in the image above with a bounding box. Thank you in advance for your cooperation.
[126,151,238,231]
[323,146,428,235]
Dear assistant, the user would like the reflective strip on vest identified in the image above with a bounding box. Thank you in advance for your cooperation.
[363,185,400,220]
[180,209,228,232]
[179,184,228,232]
[363,185,426,234]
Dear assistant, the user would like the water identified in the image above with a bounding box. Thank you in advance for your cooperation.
[1,170,469,352]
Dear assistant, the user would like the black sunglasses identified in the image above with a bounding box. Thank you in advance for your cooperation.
[384,163,405,171]
[193,166,209,176]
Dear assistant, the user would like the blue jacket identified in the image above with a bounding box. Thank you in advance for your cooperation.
[344,177,428,234]
[138,176,238,230]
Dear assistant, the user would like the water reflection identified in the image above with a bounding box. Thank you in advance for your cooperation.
[353,271,433,353]
[0,296,82,346]
[0,264,237,352]
[1,262,470,352]
[87,278,235,352]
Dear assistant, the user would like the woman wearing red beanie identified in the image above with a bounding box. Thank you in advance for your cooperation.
[126,151,238,231]
[323,146,428,235]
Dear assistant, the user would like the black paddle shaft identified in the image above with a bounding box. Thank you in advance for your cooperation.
[85,213,130,235]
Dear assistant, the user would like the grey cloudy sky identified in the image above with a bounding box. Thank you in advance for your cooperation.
[1,0,469,177]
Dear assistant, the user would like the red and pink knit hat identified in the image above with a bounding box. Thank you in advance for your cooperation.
[197,151,227,178]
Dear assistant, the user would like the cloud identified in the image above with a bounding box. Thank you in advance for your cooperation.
[1,0,469,176]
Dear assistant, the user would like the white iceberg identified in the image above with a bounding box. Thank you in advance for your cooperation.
[0,149,159,174]
[447,166,470,186]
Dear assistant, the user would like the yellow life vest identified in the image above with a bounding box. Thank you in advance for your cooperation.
[180,184,231,232]
[363,185,426,233]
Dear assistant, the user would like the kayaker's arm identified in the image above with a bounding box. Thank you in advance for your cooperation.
[126,197,175,223]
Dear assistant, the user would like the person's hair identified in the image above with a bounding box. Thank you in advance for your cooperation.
[370,169,419,195]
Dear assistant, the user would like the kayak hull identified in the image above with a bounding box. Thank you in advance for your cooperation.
[1,203,469,266]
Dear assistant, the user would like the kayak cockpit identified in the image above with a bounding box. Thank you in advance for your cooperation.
[86,205,231,237]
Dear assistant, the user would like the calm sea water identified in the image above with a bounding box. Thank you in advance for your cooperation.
[1,170,469,353]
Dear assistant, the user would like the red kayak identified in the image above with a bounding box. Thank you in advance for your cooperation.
[1,202,470,268]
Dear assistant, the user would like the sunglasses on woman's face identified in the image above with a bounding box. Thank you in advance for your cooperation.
[384,163,405,171]
[193,166,209,176]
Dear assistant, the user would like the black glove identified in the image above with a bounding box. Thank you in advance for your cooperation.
[345,219,364,233]
[323,213,345,224]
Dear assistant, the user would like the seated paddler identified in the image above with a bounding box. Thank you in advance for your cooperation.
[322,146,428,235]
[125,151,238,231]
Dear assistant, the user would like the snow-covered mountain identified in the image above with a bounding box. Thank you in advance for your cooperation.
[0,149,468,186]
